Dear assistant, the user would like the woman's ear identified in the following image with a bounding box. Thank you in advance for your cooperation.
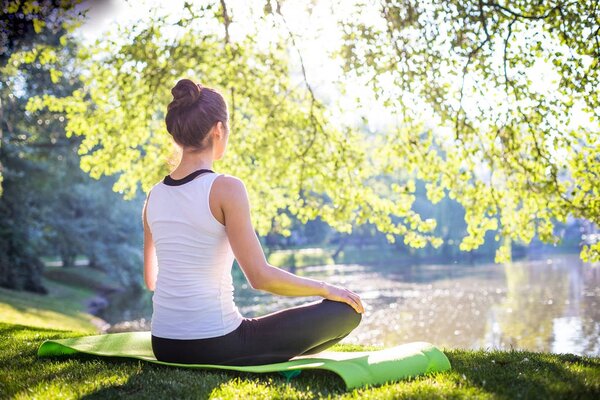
[209,123,221,142]
[217,121,227,140]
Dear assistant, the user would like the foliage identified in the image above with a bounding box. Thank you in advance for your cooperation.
[1,322,599,399]
[332,0,600,263]
[27,0,600,264]
[0,0,89,291]
[0,28,78,292]
[78,177,145,288]
[0,0,87,195]
[0,0,85,66]
[0,24,144,292]
[28,2,440,251]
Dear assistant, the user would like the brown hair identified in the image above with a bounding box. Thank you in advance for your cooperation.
[165,78,229,152]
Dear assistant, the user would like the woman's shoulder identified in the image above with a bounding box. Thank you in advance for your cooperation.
[212,173,249,205]
[213,173,246,192]
[146,180,164,199]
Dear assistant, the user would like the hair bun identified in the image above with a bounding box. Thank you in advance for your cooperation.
[169,79,202,110]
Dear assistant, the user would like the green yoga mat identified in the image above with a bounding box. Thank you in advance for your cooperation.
[37,331,451,389]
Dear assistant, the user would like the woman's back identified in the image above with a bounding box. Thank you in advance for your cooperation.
[146,78,362,365]
[146,171,244,339]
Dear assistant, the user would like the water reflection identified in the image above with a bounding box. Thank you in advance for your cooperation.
[99,253,600,356]
[491,257,600,356]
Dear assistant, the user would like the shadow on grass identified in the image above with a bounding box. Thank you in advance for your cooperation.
[446,349,600,399]
[65,352,347,399]
[2,323,347,398]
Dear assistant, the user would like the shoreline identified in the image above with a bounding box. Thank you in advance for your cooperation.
[86,285,153,334]
[85,285,122,334]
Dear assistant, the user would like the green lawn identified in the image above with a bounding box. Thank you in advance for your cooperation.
[266,245,484,269]
[0,266,116,333]
[1,264,599,398]
[1,322,598,399]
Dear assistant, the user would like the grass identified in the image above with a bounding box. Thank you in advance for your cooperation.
[266,245,459,269]
[42,266,116,291]
[1,262,599,398]
[266,246,413,268]
[268,248,336,268]
[0,266,116,333]
[1,322,599,399]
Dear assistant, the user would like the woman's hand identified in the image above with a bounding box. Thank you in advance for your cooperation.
[322,282,365,314]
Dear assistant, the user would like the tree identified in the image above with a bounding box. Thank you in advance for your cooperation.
[331,0,599,262]
[29,0,600,266]
[30,2,440,250]
[0,30,79,292]
[0,3,144,292]
[0,0,87,196]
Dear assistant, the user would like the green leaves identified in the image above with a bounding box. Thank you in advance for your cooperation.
[18,1,600,263]
[334,0,600,263]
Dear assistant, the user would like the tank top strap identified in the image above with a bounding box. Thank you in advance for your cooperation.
[163,169,215,186]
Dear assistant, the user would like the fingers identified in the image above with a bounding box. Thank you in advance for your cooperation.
[324,284,365,314]
[343,296,359,314]
[347,300,360,314]
[344,290,364,314]
[352,296,365,314]
[354,296,365,314]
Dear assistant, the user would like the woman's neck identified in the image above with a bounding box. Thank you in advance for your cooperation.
[172,149,214,178]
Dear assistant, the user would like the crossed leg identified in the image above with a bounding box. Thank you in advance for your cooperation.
[151,298,362,366]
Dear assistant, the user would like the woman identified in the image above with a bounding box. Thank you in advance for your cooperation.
[143,78,364,366]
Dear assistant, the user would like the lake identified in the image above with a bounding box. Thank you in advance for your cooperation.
[100,252,600,356]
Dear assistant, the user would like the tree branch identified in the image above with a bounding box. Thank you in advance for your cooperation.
[484,1,561,20]
[219,0,231,45]
[456,1,493,140]
[273,0,330,196]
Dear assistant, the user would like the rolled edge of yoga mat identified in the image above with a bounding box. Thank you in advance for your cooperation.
[314,341,452,389]
[37,332,451,390]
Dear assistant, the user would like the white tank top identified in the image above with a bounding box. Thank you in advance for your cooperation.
[146,171,244,339]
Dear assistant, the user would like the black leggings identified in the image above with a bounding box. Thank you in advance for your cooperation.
[151,298,362,366]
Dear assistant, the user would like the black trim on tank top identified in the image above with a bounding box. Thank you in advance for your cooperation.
[163,169,215,186]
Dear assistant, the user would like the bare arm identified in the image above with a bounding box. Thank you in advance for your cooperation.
[215,175,364,313]
[142,195,158,291]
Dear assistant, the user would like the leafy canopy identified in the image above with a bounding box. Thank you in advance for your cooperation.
[332,0,599,262]
[27,3,439,250]
[27,0,600,263]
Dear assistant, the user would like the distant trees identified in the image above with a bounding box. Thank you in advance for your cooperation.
[0,18,80,292]
[0,0,85,195]
[0,2,144,292]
